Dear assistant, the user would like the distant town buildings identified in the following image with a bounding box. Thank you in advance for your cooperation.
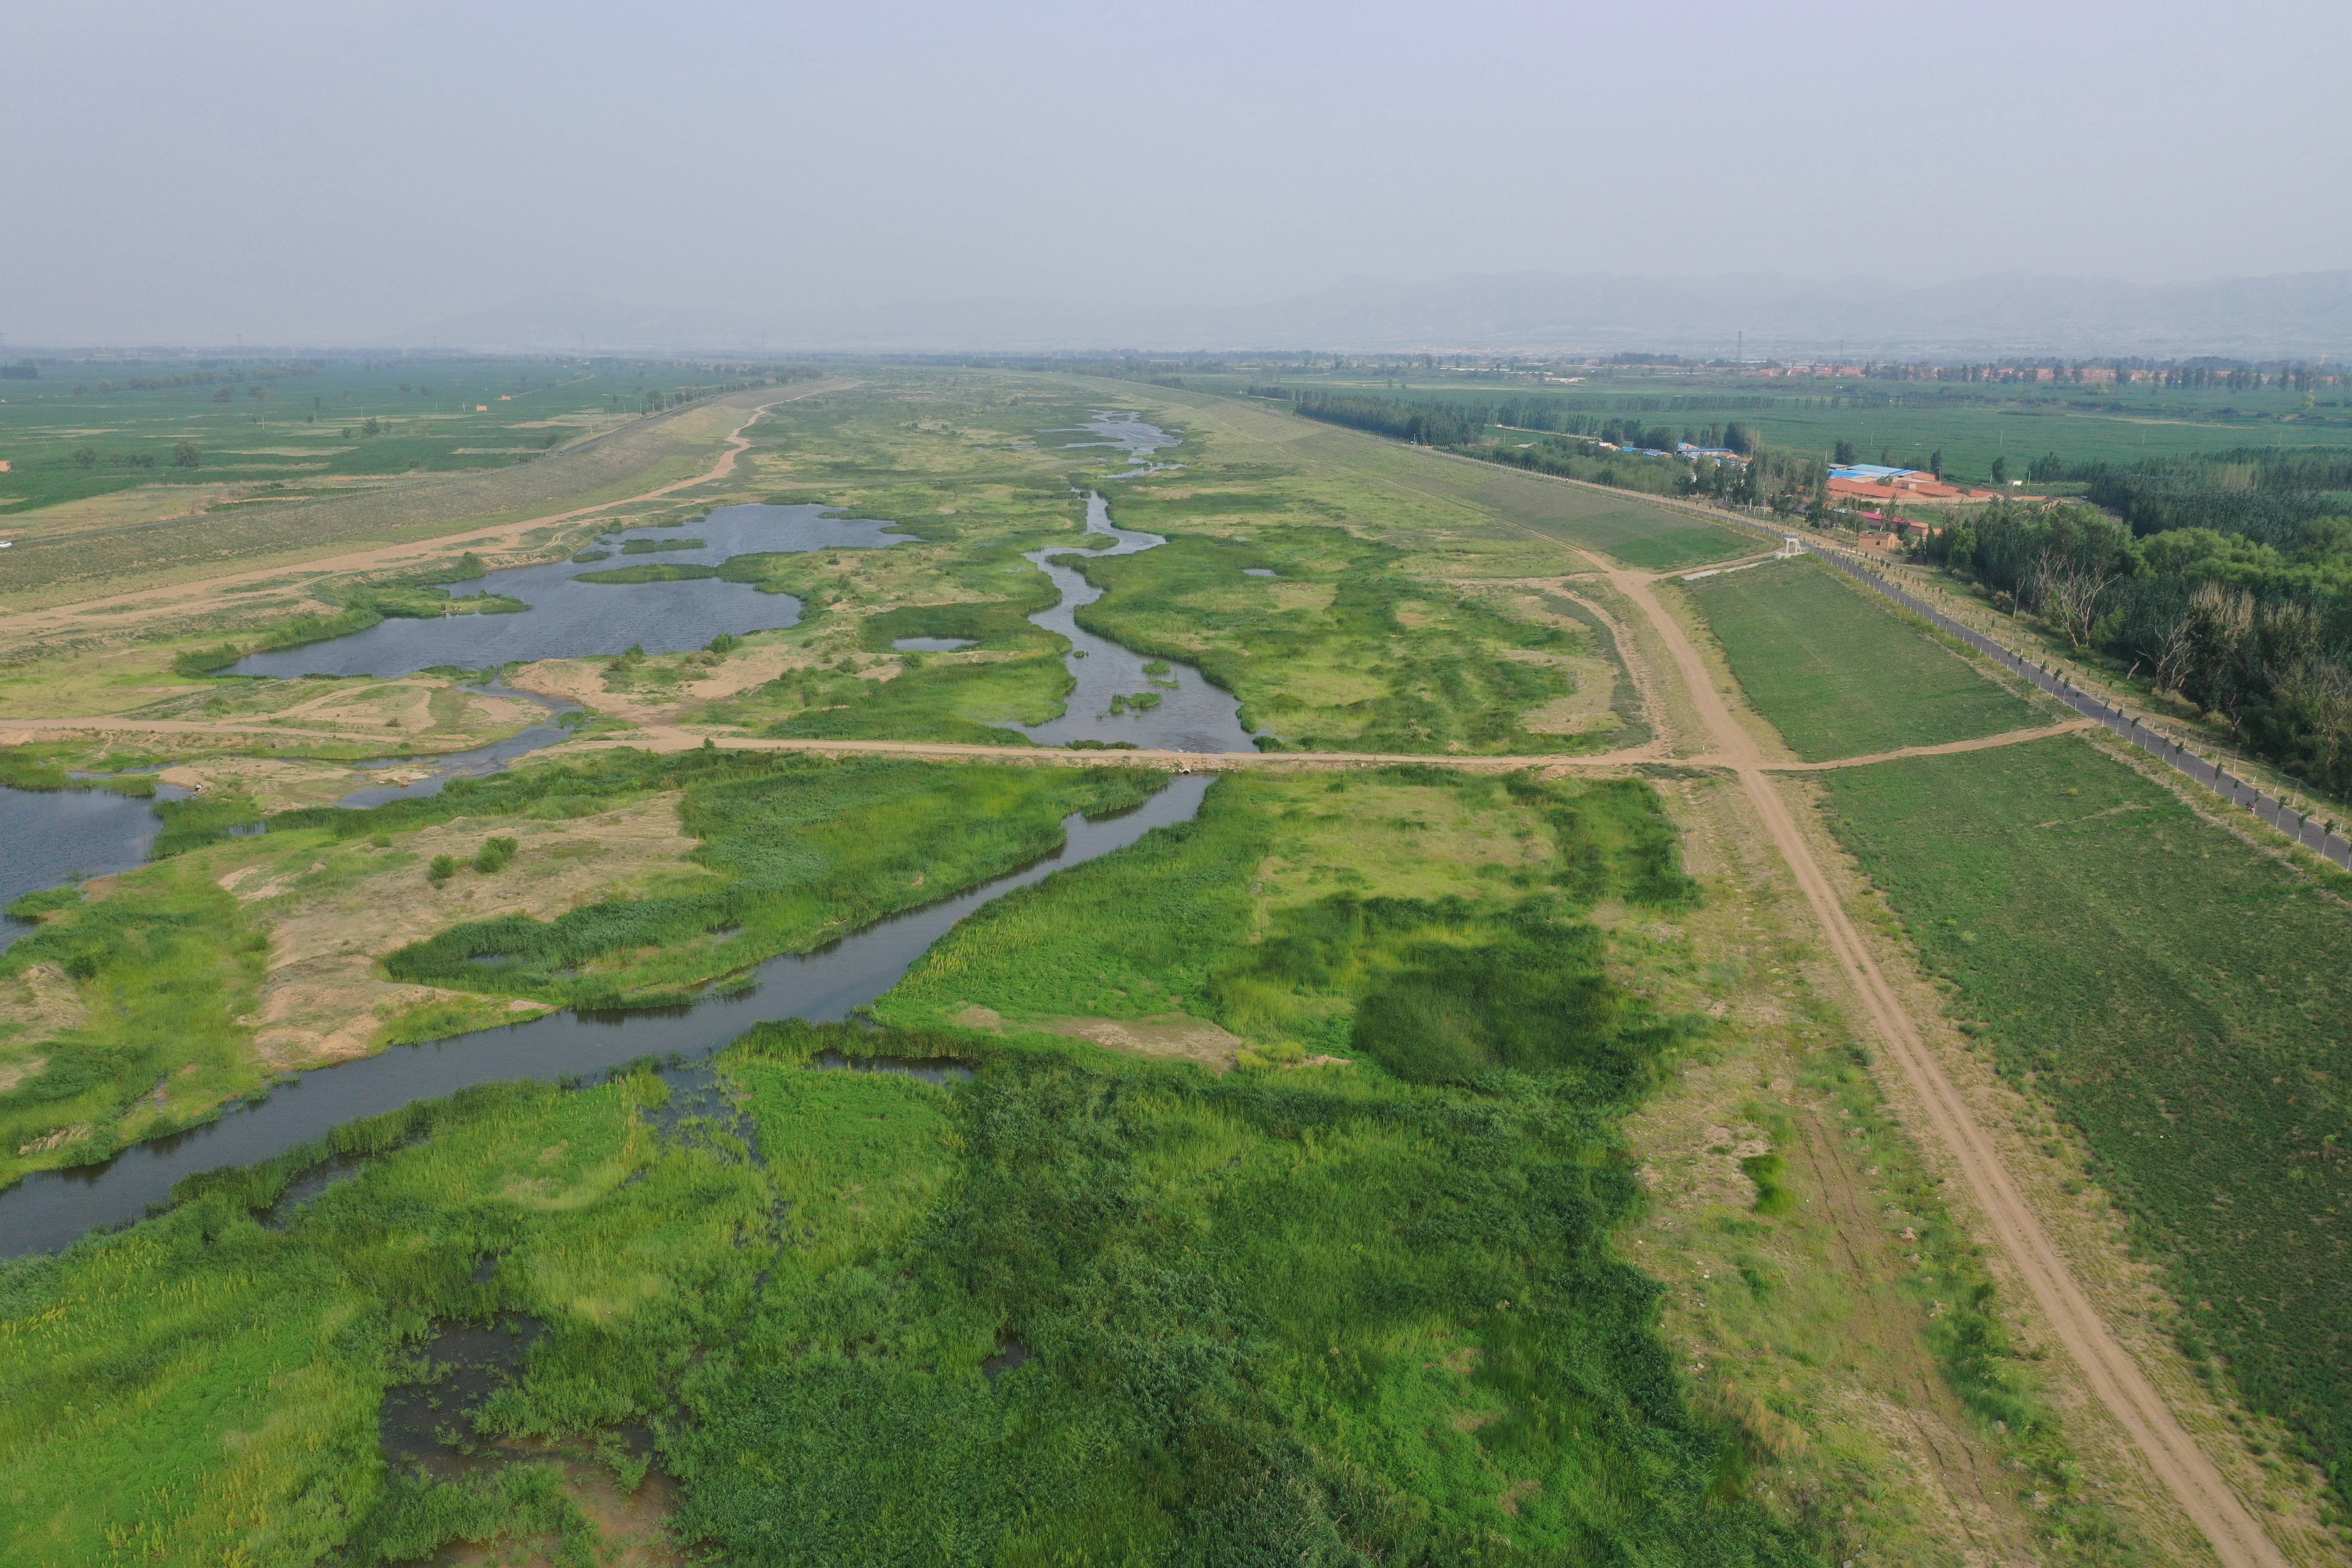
[1827,463,2014,506]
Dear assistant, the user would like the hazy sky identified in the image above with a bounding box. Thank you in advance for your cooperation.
[8,0,2349,344]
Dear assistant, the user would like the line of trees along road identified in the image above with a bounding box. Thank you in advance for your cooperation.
[1915,499,2352,796]
[1282,390,1825,517]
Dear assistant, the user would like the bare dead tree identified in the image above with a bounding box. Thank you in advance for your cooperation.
[2150,605,2199,694]
[2032,547,2119,649]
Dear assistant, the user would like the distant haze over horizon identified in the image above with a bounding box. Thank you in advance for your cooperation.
[6,0,2347,354]
[15,270,2352,363]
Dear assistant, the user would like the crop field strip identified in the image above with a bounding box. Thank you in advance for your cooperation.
[1678,555,2046,762]
[1820,736,2352,1534]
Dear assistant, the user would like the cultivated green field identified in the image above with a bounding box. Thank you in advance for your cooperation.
[1681,557,2043,760]
[1820,735,2352,1516]
[1192,367,2352,487]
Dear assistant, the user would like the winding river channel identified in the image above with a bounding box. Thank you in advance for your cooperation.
[0,411,1241,1255]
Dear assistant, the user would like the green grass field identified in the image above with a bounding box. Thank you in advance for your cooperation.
[1682,557,2042,760]
[0,374,802,613]
[1190,368,2352,488]
[0,357,777,517]
[1819,736,2352,1514]
[1272,423,1758,570]
[0,759,1827,1566]
[0,753,1156,1190]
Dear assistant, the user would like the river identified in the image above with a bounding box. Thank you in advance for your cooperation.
[1013,491,1254,753]
[0,776,1208,1256]
[1,411,1253,1251]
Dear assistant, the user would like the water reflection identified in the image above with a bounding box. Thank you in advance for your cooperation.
[0,776,1213,1256]
[232,503,910,678]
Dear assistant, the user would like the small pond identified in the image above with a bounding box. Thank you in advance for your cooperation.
[0,783,186,954]
[232,503,911,678]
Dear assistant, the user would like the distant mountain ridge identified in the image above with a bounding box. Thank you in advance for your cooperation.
[397,272,2352,359]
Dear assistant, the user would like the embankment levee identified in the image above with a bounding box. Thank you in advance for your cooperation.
[0,380,859,613]
[1417,444,2352,873]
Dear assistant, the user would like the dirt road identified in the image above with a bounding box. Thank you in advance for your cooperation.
[548,726,1669,772]
[0,380,858,653]
[1745,717,2098,772]
[1602,561,2288,1568]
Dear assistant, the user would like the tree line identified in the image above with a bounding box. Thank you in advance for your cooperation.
[1998,447,2352,549]
[1283,391,1824,515]
[1284,390,1763,454]
[1915,501,2352,796]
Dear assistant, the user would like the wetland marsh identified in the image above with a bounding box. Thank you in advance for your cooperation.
[7,364,2321,1568]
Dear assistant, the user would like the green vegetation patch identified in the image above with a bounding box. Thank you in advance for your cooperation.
[376,753,1154,1010]
[1067,524,1590,752]
[754,658,1067,746]
[0,744,158,795]
[1819,736,2352,1510]
[0,858,270,1185]
[569,562,720,584]
[616,536,704,555]
[881,768,1697,1072]
[0,996,1812,1565]
[1683,557,2040,760]
[1609,524,1763,570]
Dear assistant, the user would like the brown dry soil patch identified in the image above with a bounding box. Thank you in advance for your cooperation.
[0,964,86,1093]
[949,1006,1246,1072]
[1620,771,2055,1565]
[221,796,702,1069]
[438,1452,683,1568]
[507,641,906,734]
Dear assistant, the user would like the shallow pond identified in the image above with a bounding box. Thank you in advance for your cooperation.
[232,503,910,678]
[0,775,1213,1256]
[0,783,186,954]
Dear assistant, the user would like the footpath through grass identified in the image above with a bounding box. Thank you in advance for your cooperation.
[1682,557,2041,761]
[1819,736,2352,1515]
